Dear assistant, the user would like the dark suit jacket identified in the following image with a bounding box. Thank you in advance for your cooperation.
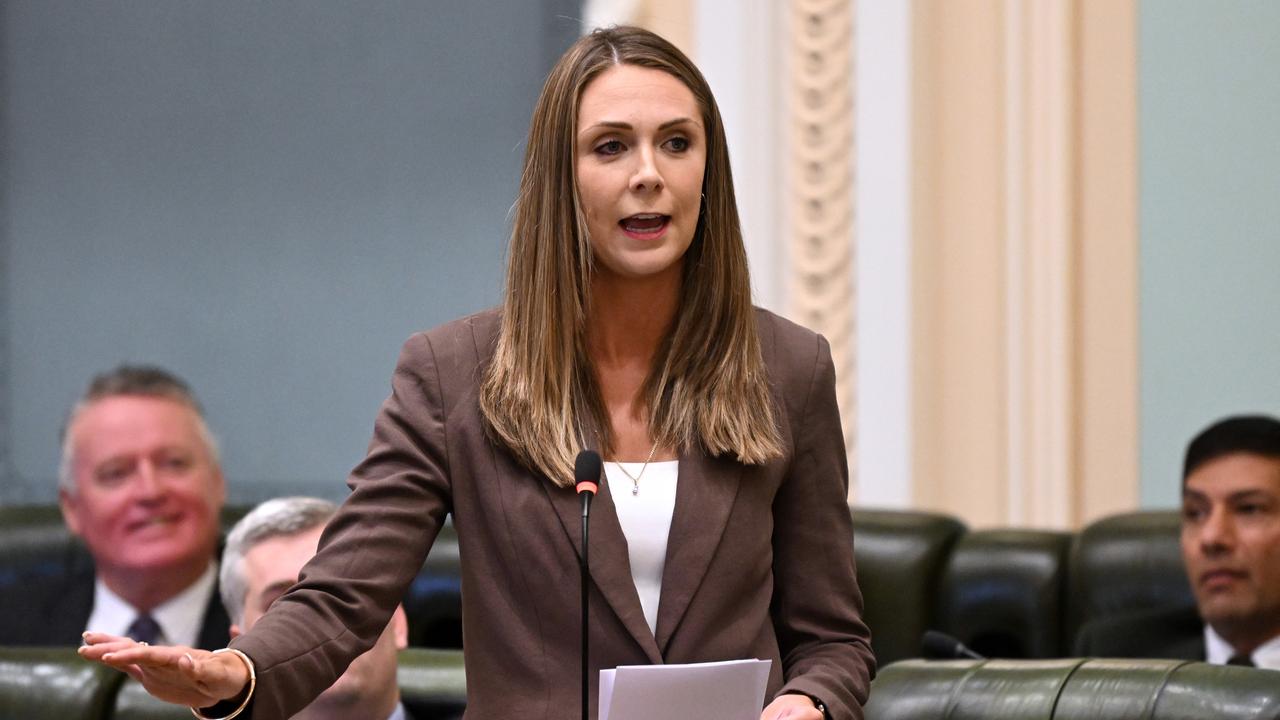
[232,308,875,720]
[1073,605,1205,661]
[0,551,230,650]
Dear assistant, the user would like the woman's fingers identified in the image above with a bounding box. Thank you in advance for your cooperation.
[81,631,129,645]
[78,638,136,660]
[97,644,182,667]
[79,636,246,708]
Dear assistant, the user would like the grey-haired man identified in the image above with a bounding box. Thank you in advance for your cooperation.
[0,365,229,648]
[221,496,411,720]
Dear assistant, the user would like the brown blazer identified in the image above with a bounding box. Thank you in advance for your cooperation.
[231,308,874,719]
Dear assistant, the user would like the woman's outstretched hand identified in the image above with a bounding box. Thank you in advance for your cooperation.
[78,632,250,709]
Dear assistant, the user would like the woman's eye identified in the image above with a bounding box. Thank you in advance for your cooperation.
[665,136,690,152]
[595,140,625,156]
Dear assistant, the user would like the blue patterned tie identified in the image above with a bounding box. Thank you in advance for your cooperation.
[126,613,162,644]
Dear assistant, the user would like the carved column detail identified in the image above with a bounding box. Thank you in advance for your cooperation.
[788,0,858,485]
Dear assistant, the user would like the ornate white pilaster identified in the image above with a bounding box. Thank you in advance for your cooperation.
[787,0,858,489]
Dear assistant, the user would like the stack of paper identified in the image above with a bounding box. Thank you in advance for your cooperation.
[599,658,772,720]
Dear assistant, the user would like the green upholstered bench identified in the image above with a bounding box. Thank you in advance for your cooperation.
[866,658,1280,720]
[0,647,124,720]
[0,647,465,719]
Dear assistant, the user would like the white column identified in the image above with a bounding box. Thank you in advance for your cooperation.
[695,0,788,314]
[854,0,912,508]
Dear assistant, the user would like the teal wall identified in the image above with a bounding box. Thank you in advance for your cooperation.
[1139,0,1280,507]
[0,1,580,504]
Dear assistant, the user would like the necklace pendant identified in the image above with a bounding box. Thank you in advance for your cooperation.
[632,485,639,496]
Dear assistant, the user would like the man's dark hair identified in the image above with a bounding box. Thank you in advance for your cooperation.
[79,364,204,413]
[1183,414,1280,482]
[59,364,215,492]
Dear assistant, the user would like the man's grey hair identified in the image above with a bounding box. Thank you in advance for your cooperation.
[219,496,338,626]
[58,364,220,494]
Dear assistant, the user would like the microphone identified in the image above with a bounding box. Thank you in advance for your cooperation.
[573,450,602,720]
[922,630,985,660]
[575,450,602,517]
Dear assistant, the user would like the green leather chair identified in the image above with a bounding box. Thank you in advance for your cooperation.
[866,658,1280,720]
[852,509,967,665]
[0,506,80,583]
[0,647,123,720]
[935,529,1072,658]
[1066,511,1193,645]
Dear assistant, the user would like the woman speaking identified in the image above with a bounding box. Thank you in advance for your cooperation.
[81,26,875,719]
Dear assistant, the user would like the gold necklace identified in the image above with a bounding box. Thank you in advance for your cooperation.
[613,441,659,495]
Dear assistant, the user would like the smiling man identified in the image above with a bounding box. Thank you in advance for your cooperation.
[0,365,230,648]
[1077,415,1280,669]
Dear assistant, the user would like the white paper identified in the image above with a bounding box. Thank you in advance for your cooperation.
[599,658,772,720]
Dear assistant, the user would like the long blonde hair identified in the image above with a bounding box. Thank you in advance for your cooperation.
[479,26,783,487]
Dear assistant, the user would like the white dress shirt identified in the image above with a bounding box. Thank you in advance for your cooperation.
[1204,625,1280,670]
[84,561,218,647]
[607,460,679,637]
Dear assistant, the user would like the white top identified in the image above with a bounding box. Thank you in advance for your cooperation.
[1205,625,1280,670]
[606,460,679,637]
[85,561,218,647]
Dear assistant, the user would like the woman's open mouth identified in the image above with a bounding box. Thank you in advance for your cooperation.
[619,213,670,240]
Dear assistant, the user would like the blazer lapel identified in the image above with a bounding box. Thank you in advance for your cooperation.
[653,448,742,654]
[544,471,663,664]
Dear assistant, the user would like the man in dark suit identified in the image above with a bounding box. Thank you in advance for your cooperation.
[0,365,229,649]
[1077,415,1280,669]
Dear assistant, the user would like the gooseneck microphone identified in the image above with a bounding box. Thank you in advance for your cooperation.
[921,630,986,660]
[574,450,602,720]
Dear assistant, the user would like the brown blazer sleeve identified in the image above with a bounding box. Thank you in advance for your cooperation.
[770,332,876,718]
[228,331,453,720]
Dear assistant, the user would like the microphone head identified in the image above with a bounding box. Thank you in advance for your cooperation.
[921,630,984,660]
[574,450,602,495]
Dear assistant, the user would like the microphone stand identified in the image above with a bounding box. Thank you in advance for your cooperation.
[574,449,600,720]
[580,489,592,720]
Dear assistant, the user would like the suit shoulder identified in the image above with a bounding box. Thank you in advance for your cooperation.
[397,308,500,371]
[753,307,826,381]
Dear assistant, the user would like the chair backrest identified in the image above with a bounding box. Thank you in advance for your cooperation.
[851,509,967,665]
[935,529,1072,658]
[1066,510,1193,644]
[866,658,1280,720]
[0,505,83,586]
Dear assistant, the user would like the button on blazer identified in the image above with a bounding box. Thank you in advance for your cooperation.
[231,308,875,719]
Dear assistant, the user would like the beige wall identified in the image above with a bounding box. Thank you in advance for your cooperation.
[585,0,1138,528]
[911,0,1137,528]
